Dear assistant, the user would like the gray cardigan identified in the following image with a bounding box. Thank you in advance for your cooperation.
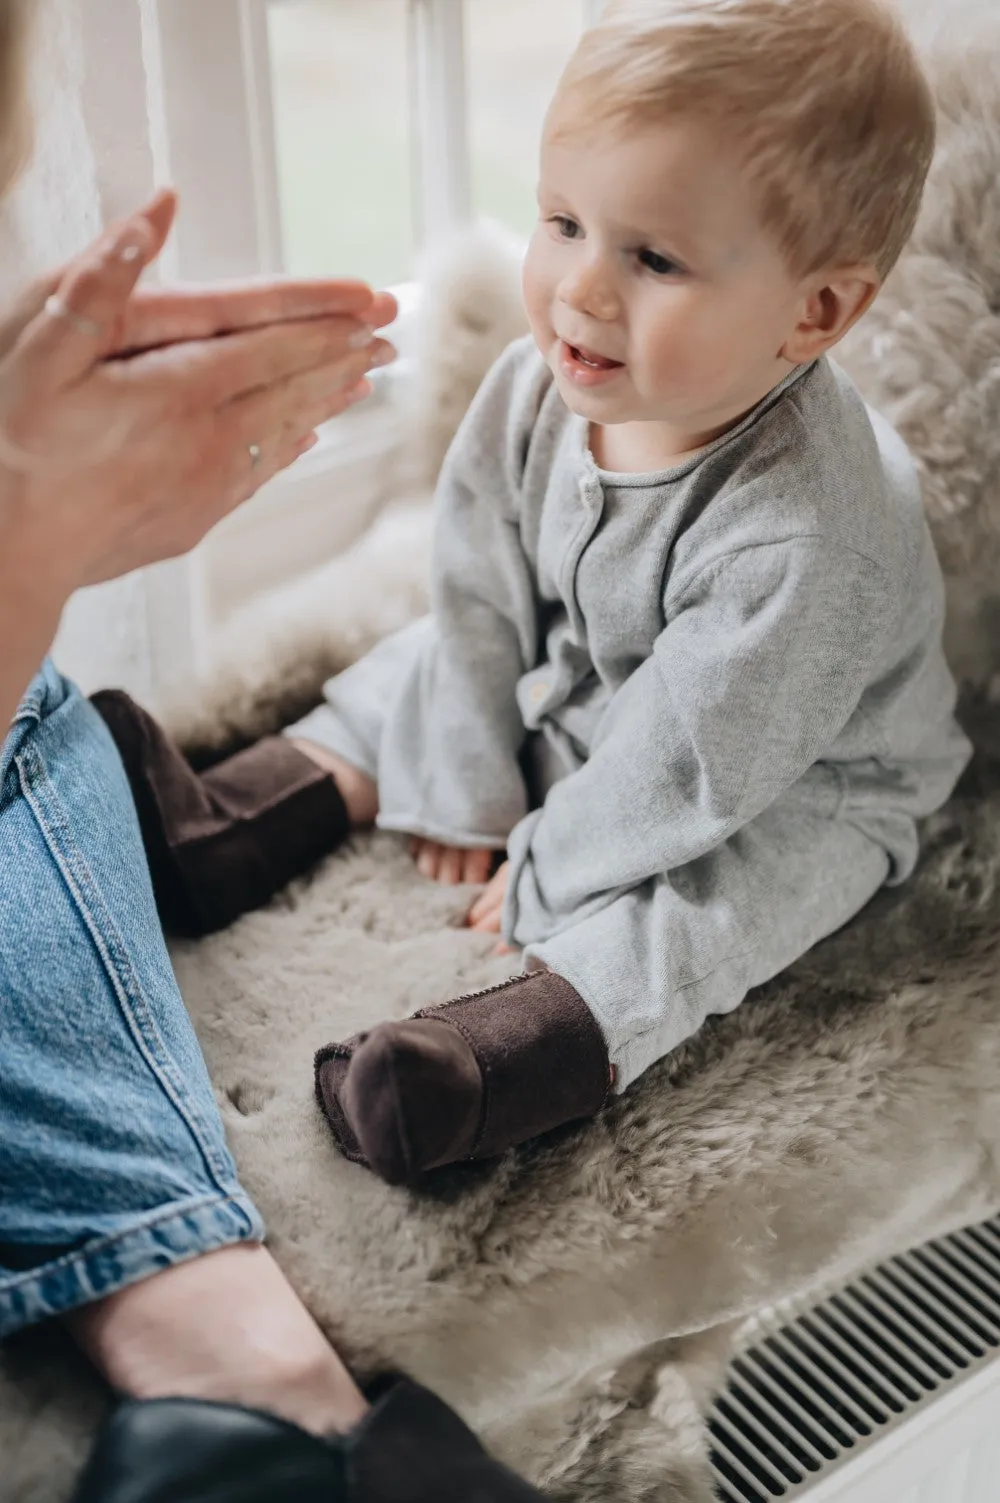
[362,338,970,947]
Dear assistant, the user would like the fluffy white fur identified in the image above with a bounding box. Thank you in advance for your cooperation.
[839,2,1000,685]
[3,4,1000,1500]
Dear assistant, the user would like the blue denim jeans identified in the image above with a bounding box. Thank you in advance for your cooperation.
[0,661,264,1338]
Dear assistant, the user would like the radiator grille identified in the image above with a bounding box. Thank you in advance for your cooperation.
[709,1215,1000,1501]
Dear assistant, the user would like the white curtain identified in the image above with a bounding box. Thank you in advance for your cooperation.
[0,0,161,703]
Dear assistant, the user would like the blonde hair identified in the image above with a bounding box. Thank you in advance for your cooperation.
[0,0,33,199]
[552,0,936,279]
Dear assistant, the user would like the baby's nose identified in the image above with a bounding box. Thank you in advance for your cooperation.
[560,260,621,322]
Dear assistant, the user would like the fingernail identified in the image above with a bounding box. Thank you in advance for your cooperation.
[296,432,319,457]
[119,243,143,263]
[367,343,396,369]
[346,381,371,406]
[347,324,375,350]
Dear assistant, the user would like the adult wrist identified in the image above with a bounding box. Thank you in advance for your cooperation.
[0,472,82,609]
[0,477,80,625]
[0,479,78,730]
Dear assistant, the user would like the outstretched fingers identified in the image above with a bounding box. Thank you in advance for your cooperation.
[120,277,391,357]
[225,341,392,448]
[154,315,394,410]
[14,190,177,395]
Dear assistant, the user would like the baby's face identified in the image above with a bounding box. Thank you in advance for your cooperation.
[524,113,808,449]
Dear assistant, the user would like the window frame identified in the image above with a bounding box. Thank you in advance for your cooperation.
[78,0,602,682]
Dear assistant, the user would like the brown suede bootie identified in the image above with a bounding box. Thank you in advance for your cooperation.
[315,971,612,1185]
[92,690,350,937]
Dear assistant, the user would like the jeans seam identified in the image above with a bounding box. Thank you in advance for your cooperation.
[15,743,239,1194]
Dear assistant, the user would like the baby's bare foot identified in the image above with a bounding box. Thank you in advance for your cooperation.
[290,739,378,826]
[409,838,495,885]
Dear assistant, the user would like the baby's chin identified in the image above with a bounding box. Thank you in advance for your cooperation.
[547,354,637,422]
[555,385,644,429]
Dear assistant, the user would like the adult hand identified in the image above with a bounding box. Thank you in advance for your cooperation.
[118,279,397,358]
[0,189,397,590]
[0,196,397,365]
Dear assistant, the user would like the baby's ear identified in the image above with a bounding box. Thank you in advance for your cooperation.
[781,266,880,363]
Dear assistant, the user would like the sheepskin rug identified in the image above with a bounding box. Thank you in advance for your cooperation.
[4,4,1000,1500]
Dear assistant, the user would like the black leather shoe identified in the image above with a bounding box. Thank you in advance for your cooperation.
[72,1376,544,1503]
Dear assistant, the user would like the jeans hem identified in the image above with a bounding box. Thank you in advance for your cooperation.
[0,1191,265,1339]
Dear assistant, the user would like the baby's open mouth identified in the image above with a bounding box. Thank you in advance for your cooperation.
[560,340,626,386]
[568,343,624,371]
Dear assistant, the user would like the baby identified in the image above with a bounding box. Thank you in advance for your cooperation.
[98,0,970,1186]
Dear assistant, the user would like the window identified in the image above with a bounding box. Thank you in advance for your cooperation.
[267,3,415,285]
[466,0,583,241]
[80,1,604,687]
[262,0,601,283]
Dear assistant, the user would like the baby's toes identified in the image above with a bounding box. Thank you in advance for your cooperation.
[416,841,442,880]
[438,846,465,885]
[463,848,494,886]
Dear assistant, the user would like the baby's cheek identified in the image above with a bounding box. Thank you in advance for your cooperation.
[643,319,714,403]
[523,297,552,361]
[522,239,556,353]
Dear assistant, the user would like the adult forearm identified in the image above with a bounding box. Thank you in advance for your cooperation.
[0,512,71,729]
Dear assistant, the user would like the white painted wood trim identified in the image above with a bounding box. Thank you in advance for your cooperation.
[137,0,276,279]
[76,0,561,675]
[75,0,406,682]
[408,0,472,241]
[78,0,212,696]
[794,1357,1000,1502]
[237,0,286,274]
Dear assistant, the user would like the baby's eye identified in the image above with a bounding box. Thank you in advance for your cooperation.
[638,247,684,276]
[551,215,582,240]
